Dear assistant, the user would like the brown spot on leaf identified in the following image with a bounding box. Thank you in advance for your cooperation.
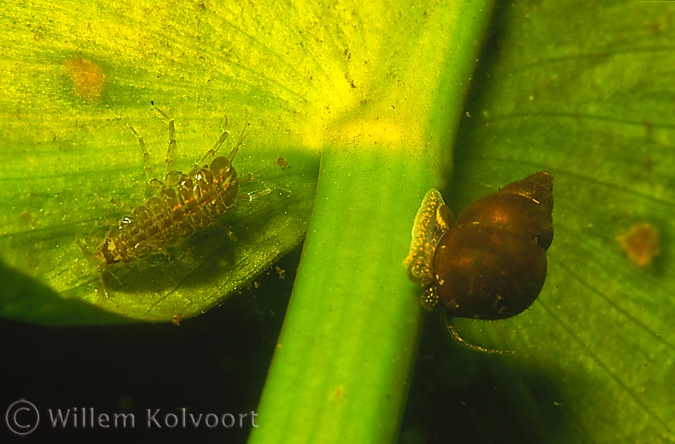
[64,58,106,102]
[617,223,660,267]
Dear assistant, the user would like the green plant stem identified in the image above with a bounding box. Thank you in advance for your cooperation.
[254,149,434,443]
[249,2,495,442]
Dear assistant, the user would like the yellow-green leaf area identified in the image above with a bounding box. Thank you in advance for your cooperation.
[0,1,339,324]
[0,0,480,325]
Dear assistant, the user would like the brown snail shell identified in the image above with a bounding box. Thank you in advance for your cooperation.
[405,171,554,354]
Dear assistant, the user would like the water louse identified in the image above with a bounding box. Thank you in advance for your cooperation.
[88,109,286,295]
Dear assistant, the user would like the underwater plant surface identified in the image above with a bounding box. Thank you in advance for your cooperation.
[0,1,320,324]
[0,0,673,444]
[401,1,675,442]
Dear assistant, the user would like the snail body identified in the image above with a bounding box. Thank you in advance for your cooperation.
[404,171,554,354]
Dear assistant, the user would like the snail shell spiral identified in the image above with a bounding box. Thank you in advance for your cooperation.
[405,171,554,354]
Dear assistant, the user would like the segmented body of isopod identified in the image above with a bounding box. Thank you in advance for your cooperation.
[404,171,554,354]
[90,110,286,294]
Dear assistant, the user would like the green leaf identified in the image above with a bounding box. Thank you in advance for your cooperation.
[0,3,319,324]
[404,1,675,442]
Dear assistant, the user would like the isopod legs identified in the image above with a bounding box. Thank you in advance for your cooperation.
[130,126,154,184]
[238,188,272,202]
[94,193,135,213]
[152,106,177,176]
[165,119,176,176]
[195,117,252,168]
[213,221,238,241]
[237,157,291,197]
[195,128,230,168]
[130,124,163,189]
[77,239,121,298]
[225,122,251,162]
[99,267,124,298]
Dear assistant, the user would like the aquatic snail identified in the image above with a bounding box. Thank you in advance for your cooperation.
[404,171,554,354]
